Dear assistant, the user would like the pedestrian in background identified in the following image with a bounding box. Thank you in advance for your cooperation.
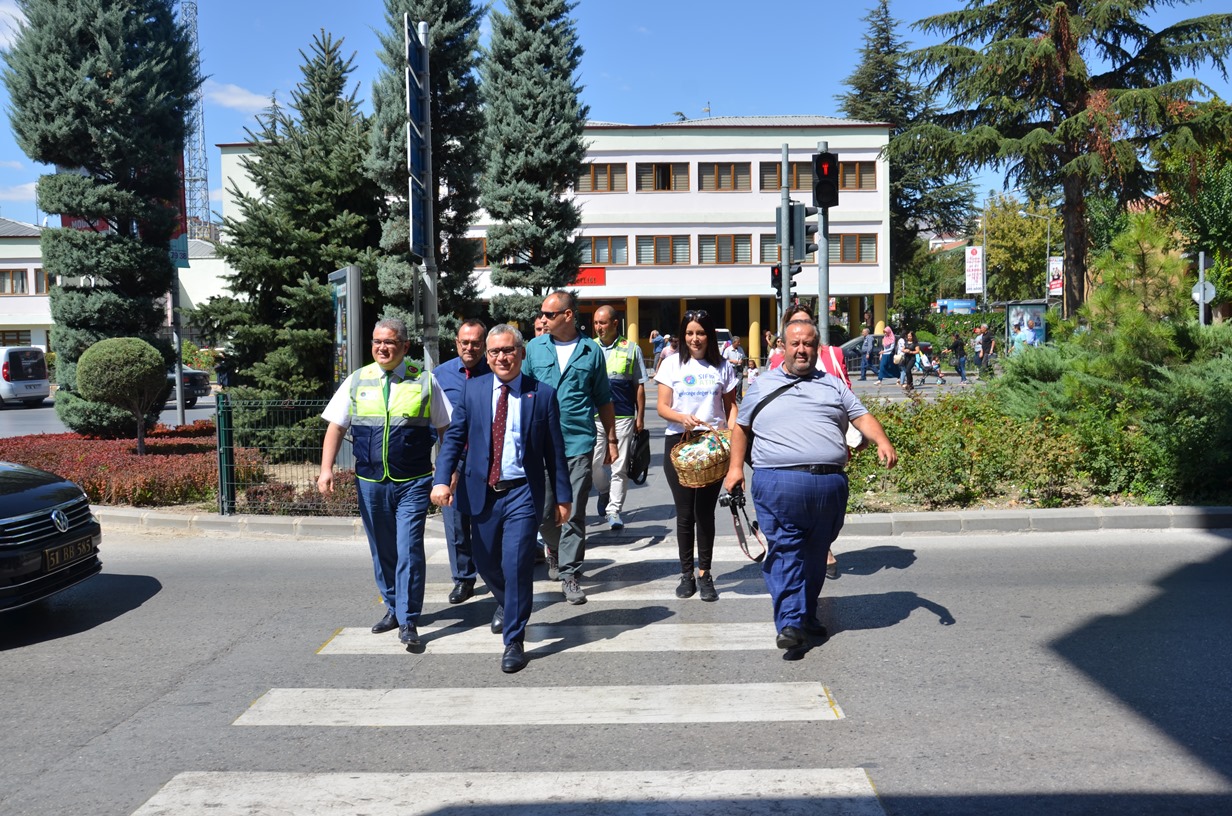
[524,290,616,605]
[590,305,646,531]
[976,324,996,378]
[858,328,876,381]
[656,308,738,602]
[431,325,571,673]
[767,336,786,370]
[877,326,896,384]
[318,317,453,650]
[724,317,897,654]
[947,332,968,384]
[432,319,490,605]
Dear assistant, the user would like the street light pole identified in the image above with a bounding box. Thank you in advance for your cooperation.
[1018,208,1052,303]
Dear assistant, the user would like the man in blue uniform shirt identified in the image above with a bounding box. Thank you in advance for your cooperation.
[724,318,897,655]
[432,319,490,605]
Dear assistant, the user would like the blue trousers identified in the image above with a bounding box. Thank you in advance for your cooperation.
[442,502,477,582]
[471,481,538,645]
[751,468,849,631]
[859,350,876,380]
[356,475,430,627]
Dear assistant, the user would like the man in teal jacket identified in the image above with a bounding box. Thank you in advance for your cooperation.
[524,290,616,605]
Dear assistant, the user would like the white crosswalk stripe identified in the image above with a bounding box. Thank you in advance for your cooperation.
[421,579,770,601]
[132,769,885,815]
[235,682,844,726]
[319,621,781,654]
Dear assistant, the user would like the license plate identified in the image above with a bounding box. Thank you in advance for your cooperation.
[25,384,39,390]
[43,536,95,571]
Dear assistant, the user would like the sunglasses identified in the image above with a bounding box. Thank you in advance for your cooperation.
[684,309,709,321]
[538,309,565,320]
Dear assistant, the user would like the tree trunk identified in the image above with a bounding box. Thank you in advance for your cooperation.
[1062,175,1088,317]
[135,416,146,456]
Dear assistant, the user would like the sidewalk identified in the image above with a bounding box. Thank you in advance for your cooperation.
[95,504,1232,541]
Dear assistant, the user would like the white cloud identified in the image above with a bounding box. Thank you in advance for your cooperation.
[203,79,272,113]
[0,181,36,202]
[0,159,23,170]
[0,0,26,50]
[209,187,224,203]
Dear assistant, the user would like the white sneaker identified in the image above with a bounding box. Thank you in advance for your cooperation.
[607,511,624,530]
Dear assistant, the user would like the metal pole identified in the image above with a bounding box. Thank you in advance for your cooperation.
[779,143,790,331]
[1044,215,1051,304]
[1199,251,1207,327]
[215,391,235,515]
[982,200,988,314]
[171,269,185,426]
[417,20,439,371]
[817,139,830,339]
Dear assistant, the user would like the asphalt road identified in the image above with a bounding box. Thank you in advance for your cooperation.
[2,524,1230,815]
[0,398,217,438]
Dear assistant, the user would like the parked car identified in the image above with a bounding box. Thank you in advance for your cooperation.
[166,367,212,408]
[0,346,51,407]
[714,327,733,349]
[0,462,102,612]
[840,335,932,374]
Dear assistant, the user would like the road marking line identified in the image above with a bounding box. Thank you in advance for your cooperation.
[235,682,842,726]
[132,769,884,815]
[318,621,779,655]
[426,543,767,567]
[421,580,770,602]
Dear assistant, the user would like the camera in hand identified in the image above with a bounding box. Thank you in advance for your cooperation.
[719,486,745,510]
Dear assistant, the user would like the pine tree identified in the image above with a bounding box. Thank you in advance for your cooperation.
[201,31,385,400]
[480,0,589,322]
[367,0,485,344]
[838,0,973,288]
[909,1,1232,316]
[1,0,199,435]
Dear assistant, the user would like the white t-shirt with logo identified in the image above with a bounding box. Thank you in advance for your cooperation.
[654,354,737,435]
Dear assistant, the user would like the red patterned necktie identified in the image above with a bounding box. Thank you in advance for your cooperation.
[488,383,509,486]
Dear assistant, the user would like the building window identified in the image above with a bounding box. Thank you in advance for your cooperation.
[698,162,751,192]
[758,161,812,191]
[758,235,814,264]
[0,330,32,345]
[840,161,877,190]
[0,269,27,295]
[829,234,878,264]
[635,162,689,192]
[576,163,627,193]
[580,236,628,265]
[464,237,488,267]
[698,235,752,264]
[34,268,49,294]
[636,235,690,265]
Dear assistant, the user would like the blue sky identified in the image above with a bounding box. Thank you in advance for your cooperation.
[1,0,1230,225]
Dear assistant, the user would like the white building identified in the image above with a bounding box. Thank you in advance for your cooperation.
[0,217,51,348]
[469,115,892,362]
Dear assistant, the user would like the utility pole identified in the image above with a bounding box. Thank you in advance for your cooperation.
[406,17,438,369]
[778,144,791,332]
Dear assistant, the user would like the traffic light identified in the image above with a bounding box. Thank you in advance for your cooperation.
[790,201,819,259]
[812,151,839,209]
[786,263,802,300]
[770,263,782,292]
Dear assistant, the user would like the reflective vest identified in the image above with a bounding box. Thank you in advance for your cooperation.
[602,337,640,418]
[348,362,434,482]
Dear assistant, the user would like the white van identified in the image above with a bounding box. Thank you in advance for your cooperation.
[0,347,51,407]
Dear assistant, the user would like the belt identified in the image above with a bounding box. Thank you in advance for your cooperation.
[488,477,528,493]
[768,464,845,476]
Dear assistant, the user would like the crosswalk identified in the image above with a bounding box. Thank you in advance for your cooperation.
[132,535,886,815]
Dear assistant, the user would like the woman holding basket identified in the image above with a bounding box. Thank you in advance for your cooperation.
[656,309,739,602]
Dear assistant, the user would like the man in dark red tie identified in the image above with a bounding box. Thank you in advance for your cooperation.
[431,325,571,673]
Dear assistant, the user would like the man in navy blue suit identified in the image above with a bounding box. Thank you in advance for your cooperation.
[431,324,572,673]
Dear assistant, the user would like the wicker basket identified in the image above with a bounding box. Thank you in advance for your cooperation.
[670,428,731,488]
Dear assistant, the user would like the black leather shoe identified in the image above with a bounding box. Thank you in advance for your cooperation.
[371,610,398,634]
[399,624,421,647]
[491,605,504,635]
[449,580,475,605]
[776,626,805,650]
[501,641,527,673]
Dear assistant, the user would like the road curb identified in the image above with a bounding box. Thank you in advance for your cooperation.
[94,504,1232,541]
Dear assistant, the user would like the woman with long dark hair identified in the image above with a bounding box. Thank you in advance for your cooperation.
[655,309,738,602]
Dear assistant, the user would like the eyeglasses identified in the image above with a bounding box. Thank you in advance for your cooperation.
[684,309,709,321]
[486,346,519,358]
[371,339,403,348]
[457,340,484,348]
[537,310,565,320]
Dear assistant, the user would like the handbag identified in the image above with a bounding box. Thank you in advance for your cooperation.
[892,352,904,365]
[626,428,651,485]
[670,426,731,488]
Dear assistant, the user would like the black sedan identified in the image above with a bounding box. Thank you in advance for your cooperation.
[0,463,102,612]
[166,366,212,408]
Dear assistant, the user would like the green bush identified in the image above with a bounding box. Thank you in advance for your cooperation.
[77,337,168,453]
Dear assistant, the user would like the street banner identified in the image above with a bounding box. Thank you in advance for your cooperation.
[965,247,984,294]
[1048,256,1064,297]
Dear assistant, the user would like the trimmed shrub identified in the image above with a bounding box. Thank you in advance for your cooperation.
[75,337,168,450]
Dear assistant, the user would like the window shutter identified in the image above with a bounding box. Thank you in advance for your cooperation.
[636,236,655,264]
[611,164,627,192]
[612,237,628,264]
[759,162,779,190]
[636,164,653,191]
[673,163,689,191]
[672,236,690,264]
[735,235,752,263]
[760,234,780,263]
[859,234,877,261]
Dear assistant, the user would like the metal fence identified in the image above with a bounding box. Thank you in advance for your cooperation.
[216,395,358,516]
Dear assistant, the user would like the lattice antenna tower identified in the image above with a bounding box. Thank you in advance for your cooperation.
[181,1,213,240]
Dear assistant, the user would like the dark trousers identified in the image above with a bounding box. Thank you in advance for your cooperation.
[470,481,538,645]
[751,468,848,631]
[355,475,430,627]
[663,433,723,574]
[442,501,477,583]
[539,453,593,578]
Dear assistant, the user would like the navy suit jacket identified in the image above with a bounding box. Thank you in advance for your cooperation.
[434,371,571,518]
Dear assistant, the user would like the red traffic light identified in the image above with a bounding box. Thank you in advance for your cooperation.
[812,151,839,209]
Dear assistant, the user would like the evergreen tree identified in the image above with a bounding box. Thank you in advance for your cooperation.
[1,0,199,435]
[908,1,1232,316]
[480,0,589,322]
[367,0,484,345]
[199,32,384,400]
[838,0,973,286]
